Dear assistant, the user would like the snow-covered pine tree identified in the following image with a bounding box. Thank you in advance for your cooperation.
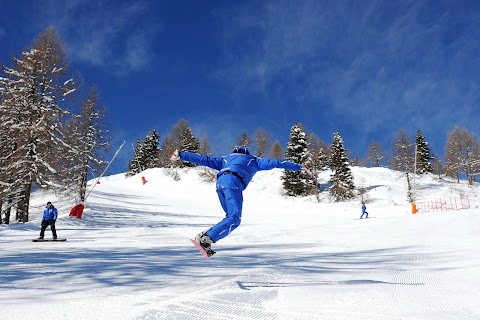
[307,133,328,171]
[0,27,76,222]
[179,127,200,167]
[415,130,433,174]
[316,147,328,171]
[282,124,314,196]
[61,85,109,202]
[141,129,160,169]
[126,138,143,177]
[328,132,355,201]
[180,127,200,153]
[305,133,326,202]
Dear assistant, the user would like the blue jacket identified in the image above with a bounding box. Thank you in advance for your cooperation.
[43,205,58,221]
[180,150,302,190]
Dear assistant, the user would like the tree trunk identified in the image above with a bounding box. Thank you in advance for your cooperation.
[5,207,11,224]
[313,166,320,203]
[406,172,413,203]
[17,183,32,223]
[4,195,12,224]
[80,167,88,201]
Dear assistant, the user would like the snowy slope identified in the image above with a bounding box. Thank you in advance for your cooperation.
[1,167,480,320]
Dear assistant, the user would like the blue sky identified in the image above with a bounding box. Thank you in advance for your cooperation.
[1,0,480,174]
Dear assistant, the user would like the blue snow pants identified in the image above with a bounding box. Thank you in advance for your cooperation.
[360,209,368,218]
[206,174,244,243]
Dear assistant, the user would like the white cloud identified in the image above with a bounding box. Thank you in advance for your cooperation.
[213,0,480,155]
[33,0,161,74]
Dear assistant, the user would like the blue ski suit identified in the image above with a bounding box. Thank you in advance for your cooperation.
[360,204,368,218]
[42,205,58,222]
[180,148,302,243]
[40,202,58,238]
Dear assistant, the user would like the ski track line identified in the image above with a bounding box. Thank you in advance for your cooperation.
[133,261,280,320]
[379,250,480,318]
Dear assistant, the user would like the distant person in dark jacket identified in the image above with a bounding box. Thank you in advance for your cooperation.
[38,201,58,239]
[171,147,305,257]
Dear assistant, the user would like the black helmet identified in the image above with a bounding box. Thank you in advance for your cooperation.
[232,147,250,155]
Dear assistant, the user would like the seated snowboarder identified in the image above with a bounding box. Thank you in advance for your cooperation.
[171,147,305,257]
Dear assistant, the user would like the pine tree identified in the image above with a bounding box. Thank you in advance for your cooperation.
[307,133,328,171]
[179,127,200,167]
[415,130,433,174]
[126,138,143,177]
[141,129,160,169]
[281,124,314,196]
[328,132,355,201]
[316,147,328,171]
[180,127,200,153]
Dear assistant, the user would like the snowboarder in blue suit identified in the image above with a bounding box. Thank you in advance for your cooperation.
[360,202,369,219]
[171,147,304,256]
[38,201,58,239]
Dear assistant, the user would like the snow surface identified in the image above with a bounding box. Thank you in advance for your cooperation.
[1,167,480,320]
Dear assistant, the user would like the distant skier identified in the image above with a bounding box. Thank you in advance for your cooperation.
[360,202,369,219]
[171,147,306,257]
[38,201,58,239]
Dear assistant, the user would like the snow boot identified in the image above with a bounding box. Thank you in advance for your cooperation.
[195,228,215,257]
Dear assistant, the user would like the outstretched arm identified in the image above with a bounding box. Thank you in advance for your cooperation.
[257,158,303,171]
[178,151,224,170]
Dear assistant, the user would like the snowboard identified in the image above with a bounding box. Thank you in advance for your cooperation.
[31,238,67,242]
[190,239,215,259]
[354,217,376,220]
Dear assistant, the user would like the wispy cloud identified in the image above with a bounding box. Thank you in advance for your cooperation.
[33,0,161,74]
[213,0,480,153]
